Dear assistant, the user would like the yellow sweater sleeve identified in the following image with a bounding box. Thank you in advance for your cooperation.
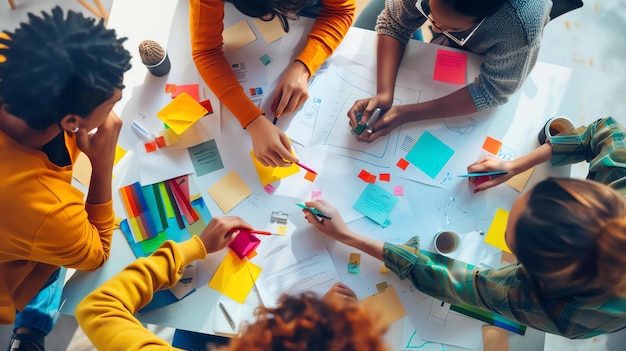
[190,0,354,128]
[75,237,207,351]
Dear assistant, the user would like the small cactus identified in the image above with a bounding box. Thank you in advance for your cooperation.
[138,40,166,65]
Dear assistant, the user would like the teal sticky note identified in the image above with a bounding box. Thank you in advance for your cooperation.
[188,139,224,177]
[352,183,398,228]
[405,131,454,179]
[348,263,360,275]
[260,53,271,66]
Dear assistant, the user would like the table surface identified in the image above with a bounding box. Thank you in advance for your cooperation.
[59,1,573,349]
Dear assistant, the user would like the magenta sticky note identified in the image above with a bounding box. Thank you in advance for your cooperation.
[393,185,404,196]
[433,49,467,84]
[229,231,261,259]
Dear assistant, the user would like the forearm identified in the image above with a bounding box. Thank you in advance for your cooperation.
[401,87,477,123]
[376,34,404,99]
[511,143,552,173]
[341,230,385,261]
[86,165,113,205]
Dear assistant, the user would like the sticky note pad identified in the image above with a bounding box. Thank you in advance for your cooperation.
[156,92,208,135]
[207,170,252,213]
[250,151,299,186]
[349,253,361,265]
[263,184,276,194]
[353,183,398,228]
[223,20,257,52]
[208,250,262,303]
[393,186,404,196]
[361,285,407,327]
[348,263,360,275]
[358,169,371,182]
[433,49,467,84]
[311,190,322,200]
[167,84,200,102]
[253,17,287,44]
[482,136,503,155]
[376,281,389,292]
[405,131,454,179]
[379,173,390,182]
[380,265,391,274]
[304,171,317,182]
[484,208,511,253]
[505,167,535,192]
[260,53,272,66]
[367,174,376,183]
[229,231,261,259]
[396,158,409,170]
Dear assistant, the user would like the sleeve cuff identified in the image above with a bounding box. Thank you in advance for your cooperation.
[382,236,421,280]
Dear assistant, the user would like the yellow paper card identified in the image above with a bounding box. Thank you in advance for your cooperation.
[361,285,406,327]
[249,151,299,186]
[156,92,207,135]
[209,250,262,303]
[484,208,511,253]
[207,170,252,213]
[113,145,127,165]
[252,17,287,44]
[505,167,535,192]
[73,152,92,187]
[223,20,257,52]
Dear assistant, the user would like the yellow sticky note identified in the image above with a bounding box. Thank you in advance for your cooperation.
[223,20,257,52]
[156,92,207,135]
[73,152,92,187]
[505,167,535,192]
[484,208,511,253]
[252,17,287,44]
[208,250,262,303]
[349,253,361,265]
[361,285,406,327]
[249,151,299,186]
[379,265,391,275]
[113,145,127,165]
[207,170,252,213]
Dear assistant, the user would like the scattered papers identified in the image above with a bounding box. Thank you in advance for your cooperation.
[433,49,467,84]
[207,170,252,213]
[188,139,224,177]
[208,250,262,303]
[156,92,208,135]
[405,131,455,179]
[361,285,407,327]
[484,208,511,253]
[223,20,256,52]
[505,167,535,192]
[249,151,299,186]
[353,183,398,227]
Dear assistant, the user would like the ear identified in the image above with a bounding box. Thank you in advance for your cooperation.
[59,114,82,133]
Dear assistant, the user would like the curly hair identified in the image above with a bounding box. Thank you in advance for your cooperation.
[228,293,388,351]
[515,177,626,298]
[0,6,131,130]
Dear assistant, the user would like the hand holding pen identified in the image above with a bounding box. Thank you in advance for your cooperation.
[302,200,355,243]
[466,155,515,193]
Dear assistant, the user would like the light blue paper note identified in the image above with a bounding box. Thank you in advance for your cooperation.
[188,139,224,177]
[353,183,398,227]
[405,131,454,179]
[348,263,360,275]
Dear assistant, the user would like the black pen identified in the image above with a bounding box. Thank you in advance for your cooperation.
[272,116,278,125]
[219,301,236,331]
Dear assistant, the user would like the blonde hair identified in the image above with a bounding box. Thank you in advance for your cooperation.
[515,178,626,298]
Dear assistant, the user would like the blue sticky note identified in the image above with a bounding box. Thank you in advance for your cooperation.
[405,131,454,179]
[348,263,360,275]
[352,183,398,227]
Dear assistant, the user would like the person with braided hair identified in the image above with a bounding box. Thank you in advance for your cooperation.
[0,7,131,350]
[304,117,626,338]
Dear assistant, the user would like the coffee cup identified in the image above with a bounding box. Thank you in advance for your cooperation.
[433,230,460,255]
[538,116,574,145]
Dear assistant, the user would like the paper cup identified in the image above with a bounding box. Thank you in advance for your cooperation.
[537,116,574,145]
[433,230,460,255]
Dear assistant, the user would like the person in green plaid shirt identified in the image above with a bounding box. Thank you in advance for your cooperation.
[303,116,626,339]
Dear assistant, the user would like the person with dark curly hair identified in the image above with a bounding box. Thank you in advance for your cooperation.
[304,117,626,339]
[75,216,388,351]
[190,0,354,167]
[0,7,131,350]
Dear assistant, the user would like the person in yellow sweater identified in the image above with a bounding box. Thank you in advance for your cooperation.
[76,216,388,351]
[190,0,354,167]
[0,7,131,350]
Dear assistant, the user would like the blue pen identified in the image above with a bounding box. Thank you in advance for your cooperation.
[296,203,332,220]
[457,171,508,178]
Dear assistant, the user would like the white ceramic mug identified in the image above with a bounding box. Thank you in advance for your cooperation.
[433,230,460,255]
[538,116,574,145]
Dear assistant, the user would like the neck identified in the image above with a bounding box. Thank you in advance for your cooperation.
[0,105,61,149]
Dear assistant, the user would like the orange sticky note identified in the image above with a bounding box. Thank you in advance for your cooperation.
[396,158,409,170]
[433,49,467,84]
[484,208,511,253]
[304,171,317,182]
[367,174,376,183]
[482,136,503,155]
[156,92,208,135]
[358,169,371,182]
[379,173,391,182]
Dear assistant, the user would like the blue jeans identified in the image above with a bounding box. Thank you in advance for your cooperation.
[14,268,66,335]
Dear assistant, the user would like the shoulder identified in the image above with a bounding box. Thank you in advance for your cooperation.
[499,0,551,40]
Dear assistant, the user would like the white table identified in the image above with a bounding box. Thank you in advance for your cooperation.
[60,1,572,349]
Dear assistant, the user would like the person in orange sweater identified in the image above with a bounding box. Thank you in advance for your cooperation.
[190,0,354,167]
[0,7,131,350]
[76,216,388,351]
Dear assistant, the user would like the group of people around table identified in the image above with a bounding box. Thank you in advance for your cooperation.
[1,1,624,350]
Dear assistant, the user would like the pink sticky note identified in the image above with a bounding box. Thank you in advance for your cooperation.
[263,184,276,194]
[171,84,200,102]
[311,191,322,201]
[229,231,261,259]
[433,49,467,84]
[393,186,404,196]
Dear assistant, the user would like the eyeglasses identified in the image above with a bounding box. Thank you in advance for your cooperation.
[415,0,486,47]
[260,12,290,33]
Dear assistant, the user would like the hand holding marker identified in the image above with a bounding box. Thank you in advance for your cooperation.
[297,203,332,220]
[352,107,381,136]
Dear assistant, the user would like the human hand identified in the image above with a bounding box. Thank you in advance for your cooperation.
[302,200,353,241]
[77,110,122,172]
[348,97,405,143]
[322,282,358,304]
[347,95,392,130]
[466,155,515,193]
[247,116,299,167]
[271,61,310,118]
[199,216,253,254]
